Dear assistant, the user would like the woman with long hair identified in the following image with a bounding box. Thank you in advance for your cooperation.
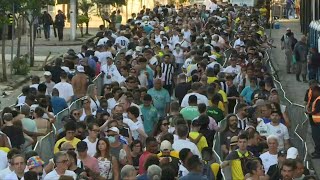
[130,140,143,170]
[152,118,170,143]
[87,84,101,112]
[95,137,120,180]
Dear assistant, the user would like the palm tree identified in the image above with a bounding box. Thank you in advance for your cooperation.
[78,0,94,35]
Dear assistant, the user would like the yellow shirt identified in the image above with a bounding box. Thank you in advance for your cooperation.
[54,137,81,153]
[207,76,218,84]
[157,151,179,159]
[259,8,268,16]
[189,132,208,153]
[218,89,228,103]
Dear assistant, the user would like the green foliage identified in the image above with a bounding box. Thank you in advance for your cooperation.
[78,0,94,16]
[77,15,90,24]
[12,54,30,75]
[93,0,127,7]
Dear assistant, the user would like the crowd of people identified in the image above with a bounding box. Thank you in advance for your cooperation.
[0,0,318,180]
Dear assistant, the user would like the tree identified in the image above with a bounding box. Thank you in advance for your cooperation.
[92,0,126,26]
[78,0,94,35]
[16,0,54,67]
[0,0,11,81]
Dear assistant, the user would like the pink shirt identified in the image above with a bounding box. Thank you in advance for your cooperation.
[138,151,152,175]
[82,155,99,173]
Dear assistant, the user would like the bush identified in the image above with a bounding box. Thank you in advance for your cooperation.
[12,54,30,75]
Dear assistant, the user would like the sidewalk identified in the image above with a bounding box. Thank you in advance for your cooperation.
[270,19,306,105]
[270,19,319,176]
[0,27,99,46]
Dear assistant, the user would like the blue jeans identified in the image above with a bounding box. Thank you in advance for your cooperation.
[43,24,50,39]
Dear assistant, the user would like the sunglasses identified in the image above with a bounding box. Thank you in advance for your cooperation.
[73,113,80,116]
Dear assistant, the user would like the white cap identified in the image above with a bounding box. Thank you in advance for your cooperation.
[160,140,172,151]
[77,65,85,73]
[160,31,165,35]
[44,71,52,76]
[286,28,291,31]
[107,127,119,134]
[286,147,298,159]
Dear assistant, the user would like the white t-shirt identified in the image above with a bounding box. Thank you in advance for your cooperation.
[0,167,12,180]
[53,82,74,102]
[44,169,77,180]
[100,64,123,84]
[4,172,19,180]
[181,93,209,107]
[173,139,201,158]
[266,123,289,150]
[83,137,98,157]
[115,36,129,49]
[123,117,146,140]
[173,50,184,64]
[149,56,159,66]
[223,65,241,75]
[0,151,8,170]
[178,164,189,177]
[259,151,278,173]
[107,98,117,112]
[182,29,191,41]
[233,38,245,48]
[97,37,109,46]
[95,51,113,66]
[256,118,269,137]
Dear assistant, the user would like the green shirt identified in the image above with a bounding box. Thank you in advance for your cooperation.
[147,88,170,118]
[207,106,224,123]
[180,106,200,121]
[140,105,158,135]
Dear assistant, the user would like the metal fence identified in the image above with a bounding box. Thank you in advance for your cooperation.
[32,73,105,161]
[267,49,310,168]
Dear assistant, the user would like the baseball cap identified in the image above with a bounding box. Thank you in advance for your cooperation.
[286,28,291,31]
[230,136,238,146]
[286,147,298,159]
[160,140,172,151]
[107,127,120,134]
[278,150,287,156]
[76,141,88,152]
[44,71,52,76]
[77,65,85,73]
[27,156,44,169]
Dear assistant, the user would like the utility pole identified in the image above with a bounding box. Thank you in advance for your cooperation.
[70,0,76,41]
[10,3,14,75]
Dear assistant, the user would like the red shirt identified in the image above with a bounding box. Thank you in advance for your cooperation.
[138,151,152,175]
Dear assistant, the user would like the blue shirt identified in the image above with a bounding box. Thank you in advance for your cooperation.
[140,105,158,135]
[137,174,148,180]
[240,86,258,104]
[143,25,153,34]
[51,96,68,115]
[147,88,170,118]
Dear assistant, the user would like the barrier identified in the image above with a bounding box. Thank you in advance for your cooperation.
[33,130,55,164]
[54,108,69,132]
[268,50,310,168]
[93,73,104,96]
